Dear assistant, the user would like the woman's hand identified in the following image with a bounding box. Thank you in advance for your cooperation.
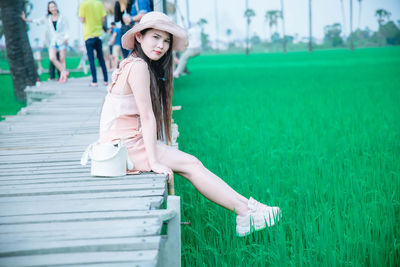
[150,161,173,182]
[21,11,26,21]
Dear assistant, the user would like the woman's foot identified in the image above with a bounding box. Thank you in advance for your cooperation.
[59,71,69,83]
[89,82,98,87]
[236,197,281,237]
[103,81,109,86]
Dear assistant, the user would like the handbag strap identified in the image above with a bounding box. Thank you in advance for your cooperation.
[81,141,135,170]
[80,141,122,164]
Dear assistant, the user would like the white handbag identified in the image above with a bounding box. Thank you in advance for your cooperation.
[80,140,134,177]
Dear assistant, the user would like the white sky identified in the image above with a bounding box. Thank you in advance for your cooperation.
[6,0,400,46]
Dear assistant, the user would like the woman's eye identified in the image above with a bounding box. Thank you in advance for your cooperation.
[153,35,159,39]
[164,40,170,44]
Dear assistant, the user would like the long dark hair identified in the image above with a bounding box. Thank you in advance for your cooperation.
[47,1,58,16]
[132,29,174,143]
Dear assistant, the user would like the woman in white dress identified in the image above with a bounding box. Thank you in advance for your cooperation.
[22,1,69,82]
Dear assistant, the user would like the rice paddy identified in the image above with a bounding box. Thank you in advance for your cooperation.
[172,47,400,266]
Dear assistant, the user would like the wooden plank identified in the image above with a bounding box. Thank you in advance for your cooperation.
[0,209,176,224]
[0,191,165,204]
[0,250,159,267]
[0,176,165,186]
[0,181,165,195]
[0,172,165,182]
[0,236,161,255]
[0,198,160,216]
[0,218,162,234]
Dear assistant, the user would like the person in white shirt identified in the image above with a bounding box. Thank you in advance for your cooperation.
[173,21,201,78]
[22,1,69,82]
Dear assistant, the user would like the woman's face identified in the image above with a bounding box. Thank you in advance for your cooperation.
[136,29,171,61]
[48,3,57,15]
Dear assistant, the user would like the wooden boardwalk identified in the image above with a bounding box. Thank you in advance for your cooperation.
[0,76,181,266]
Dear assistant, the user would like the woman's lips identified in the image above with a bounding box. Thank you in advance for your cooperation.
[154,51,161,55]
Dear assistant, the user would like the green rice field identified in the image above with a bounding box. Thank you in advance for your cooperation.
[172,47,400,266]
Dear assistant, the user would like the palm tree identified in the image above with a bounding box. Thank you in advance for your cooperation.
[340,0,347,38]
[280,0,287,54]
[349,0,354,51]
[244,8,256,55]
[265,10,281,41]
[198,18,208,31]
[375,9,391,46]
[375,9,391,26]
[214,0,219,51]
[226,28,232,47]
[357,0,363,29]
[308,0,312,53]
[0,0,37,101]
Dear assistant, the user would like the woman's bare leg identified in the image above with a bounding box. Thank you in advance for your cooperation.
[156,143,250,215]
[49,48,68,81]
[59,49,66,71]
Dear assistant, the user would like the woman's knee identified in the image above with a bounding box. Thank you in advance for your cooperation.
[49,54,57,62]
[184,155,205,174]
[59,53,66,61]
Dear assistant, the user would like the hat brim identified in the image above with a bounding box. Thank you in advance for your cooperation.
[121,19,188,52]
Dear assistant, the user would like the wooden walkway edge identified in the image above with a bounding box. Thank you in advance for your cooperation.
[0,76,181,267]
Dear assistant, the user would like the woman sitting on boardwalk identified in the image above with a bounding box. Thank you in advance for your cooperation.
[22,1,69,82]
[99,11,281,236]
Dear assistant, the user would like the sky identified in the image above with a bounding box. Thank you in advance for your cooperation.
[4,0,400,47]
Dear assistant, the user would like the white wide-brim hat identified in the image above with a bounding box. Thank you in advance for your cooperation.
[121,11,188,52]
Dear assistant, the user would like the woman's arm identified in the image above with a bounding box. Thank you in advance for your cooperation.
[128,60,157,163]
[21,11,33,23]
[21,12,46,25]
[109,31,116,45]
[127,60,173,179]
[61,16,69,43]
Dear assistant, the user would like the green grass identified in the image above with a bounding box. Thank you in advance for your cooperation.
[172,47,400,266]
[0,57,89,117]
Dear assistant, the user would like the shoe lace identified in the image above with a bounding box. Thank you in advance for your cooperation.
[249,199,272,213]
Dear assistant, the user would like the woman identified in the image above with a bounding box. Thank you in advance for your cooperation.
[22,1,69,82]
[100,12,281,237]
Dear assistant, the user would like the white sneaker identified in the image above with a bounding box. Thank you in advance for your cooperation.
[236,197,281,237]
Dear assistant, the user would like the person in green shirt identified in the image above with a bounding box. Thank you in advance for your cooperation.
[79,0,108,86]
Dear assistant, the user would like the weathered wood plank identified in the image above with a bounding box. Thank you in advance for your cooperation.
[0,218,162,235]
[0,172,165,182]
[0,191,165,204]
[0,250,159,267]
[0,236,161,255]
[0,198,161,216]
[0,176,165,186]
[0,209,176,224]
[0,181,166,196]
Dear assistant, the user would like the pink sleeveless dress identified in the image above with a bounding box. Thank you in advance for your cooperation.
[99,57,151,173]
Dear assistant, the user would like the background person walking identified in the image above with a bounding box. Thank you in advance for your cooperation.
[79,0,108,87]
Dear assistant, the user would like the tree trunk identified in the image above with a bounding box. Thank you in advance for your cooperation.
[246,17,249,56]
[308,0,312,53]
[358,0,362,29]
[214,0,219,52]
[340,0,347,38]
[245,0,249,55]
[0,0,37,102]
[280,0,286,54]
[350,0,354,51]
